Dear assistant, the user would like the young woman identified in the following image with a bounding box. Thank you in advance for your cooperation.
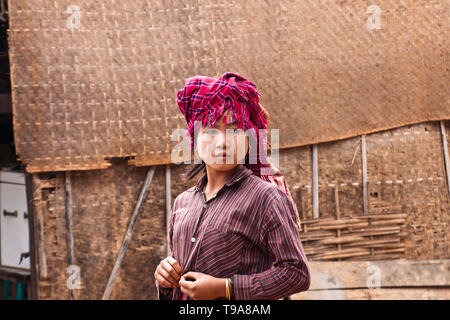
[154,72,310,300]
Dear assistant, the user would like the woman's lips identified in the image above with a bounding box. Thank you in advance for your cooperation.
[215,152,229,157]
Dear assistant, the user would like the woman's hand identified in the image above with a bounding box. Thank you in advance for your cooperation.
[154,256,183,289]
[179,272,227,300]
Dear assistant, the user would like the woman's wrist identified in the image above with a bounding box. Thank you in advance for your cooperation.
[214,278,229,300]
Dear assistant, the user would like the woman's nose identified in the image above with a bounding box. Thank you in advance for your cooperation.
[215,131,231,150]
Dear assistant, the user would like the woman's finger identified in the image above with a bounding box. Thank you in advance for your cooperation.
[181,272,199,282]
[161,260,181,282]
[179,283,192,299]
[155,269,175,288]
[156,265,178,287]
[179,275,195,290]
[167,257,183,275]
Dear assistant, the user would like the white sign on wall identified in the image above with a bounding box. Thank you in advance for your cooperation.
[0,171,30,269]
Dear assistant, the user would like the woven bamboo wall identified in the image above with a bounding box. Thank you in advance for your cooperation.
[29,121,449,299]
[30,161,169,299]
[8,0,450,173]
[283,121,450,261]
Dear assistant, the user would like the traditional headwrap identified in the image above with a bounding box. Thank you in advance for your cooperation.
[177,72,274,179]
[177,72,301,231]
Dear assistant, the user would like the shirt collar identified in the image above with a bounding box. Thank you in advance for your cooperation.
[194,165,253,193]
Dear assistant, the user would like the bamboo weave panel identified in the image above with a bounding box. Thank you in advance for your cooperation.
[8,0,450,172]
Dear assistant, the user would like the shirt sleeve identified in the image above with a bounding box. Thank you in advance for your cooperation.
[156,196,178,300]
[232,189,311,300]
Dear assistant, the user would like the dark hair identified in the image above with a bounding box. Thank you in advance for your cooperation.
[183,161,206,181]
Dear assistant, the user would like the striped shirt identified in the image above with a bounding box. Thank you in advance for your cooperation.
[157,165,311,300]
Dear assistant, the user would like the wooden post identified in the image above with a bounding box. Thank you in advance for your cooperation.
[31,175,48,281]
[165,165,172,257]
[312,144,319,219]
[102,167,155,300]
[440,121,450,197]
[25,173,38,300]
[64,171,75,300]
[361,135,369,215]
[334,185,341,261]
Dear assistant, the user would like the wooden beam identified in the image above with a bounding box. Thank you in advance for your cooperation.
[25,173,38,300]
[165,165,172,257]
[334,185,341,260]
[102,166,155,300]
[0,266,30,282]
[32,175,48,281]
[292,287,450,300]
[361,134,369,215]
[294,259,450,291]
[312,144,319,219]
[439,121,450,197]
[64,171,75,300]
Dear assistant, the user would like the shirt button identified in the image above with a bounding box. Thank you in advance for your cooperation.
[203,203,207,208]
[191,237,196,243]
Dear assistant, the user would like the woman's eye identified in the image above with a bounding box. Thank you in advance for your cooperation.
[205,129,219,135]
[229,128,242,134]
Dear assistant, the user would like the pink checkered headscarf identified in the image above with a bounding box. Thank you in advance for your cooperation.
[177,72,273,180]
[176,72,301,230]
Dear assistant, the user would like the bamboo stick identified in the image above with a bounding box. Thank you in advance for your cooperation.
[312,144,319,219]
[373,247,406,255]
[361,135,369,215]
[342,238,401,248]
[306,222,369,231]
[165,165,171,257]
[314,248,371,260]
[370,218,406,226]
[64,171,75,300]
[318,236,365,245]
[439,121,450,197]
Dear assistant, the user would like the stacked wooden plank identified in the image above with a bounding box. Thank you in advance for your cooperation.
[300,214,407,261]
[291,260,450,300]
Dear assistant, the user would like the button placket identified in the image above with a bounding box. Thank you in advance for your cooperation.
[191,192,208,246]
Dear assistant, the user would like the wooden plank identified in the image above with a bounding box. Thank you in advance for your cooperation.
[361,135,368,215]
[334,185,342,260]
[102,166,155,300]
[312,144,319,219]
[303,259,450,290]
[32,175,48,280]
[291,287,450,300]
[0,266,31,281]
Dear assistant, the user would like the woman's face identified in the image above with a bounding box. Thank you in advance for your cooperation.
[196,111,249,172]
